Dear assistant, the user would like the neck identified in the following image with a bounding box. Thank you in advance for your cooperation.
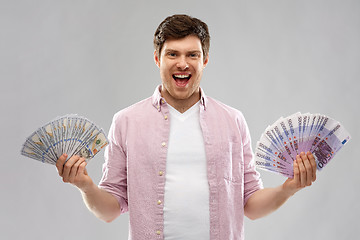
[161,88,200,113]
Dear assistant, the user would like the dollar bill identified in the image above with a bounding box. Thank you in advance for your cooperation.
[21,114,109,164]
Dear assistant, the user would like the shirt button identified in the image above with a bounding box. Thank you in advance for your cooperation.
[157,200,162,205]
[159,171,163,176]
[161,142,166,147]
[161,99,165,104]
[156,230,161,235]
[164,115,168,120]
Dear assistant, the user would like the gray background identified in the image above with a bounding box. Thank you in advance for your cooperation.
[1,0,359,239]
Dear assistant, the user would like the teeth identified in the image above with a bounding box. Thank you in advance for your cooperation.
[173,74,190,79]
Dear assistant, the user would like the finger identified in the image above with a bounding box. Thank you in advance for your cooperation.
[56,153,68,176]
[300,152,313,186]
[297,153,306,187]
[293,158,300,183]
[68,157,86,183]
[62,155,80,182]
[307,151,317,182]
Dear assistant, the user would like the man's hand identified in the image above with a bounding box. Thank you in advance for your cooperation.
[56,154,94,192]
[245,151,317,220]
[55,154,121,222]
[282,151,317,196]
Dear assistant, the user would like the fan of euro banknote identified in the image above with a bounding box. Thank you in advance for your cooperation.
[254,112,351,178]
[21,114,109,165]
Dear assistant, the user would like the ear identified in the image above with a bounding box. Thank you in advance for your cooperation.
[203,54,209,68]
[154,50,160,68]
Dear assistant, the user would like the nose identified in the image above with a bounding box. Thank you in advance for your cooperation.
[176,56,189,70]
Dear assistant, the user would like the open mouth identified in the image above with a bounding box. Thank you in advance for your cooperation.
[172,74,191,87]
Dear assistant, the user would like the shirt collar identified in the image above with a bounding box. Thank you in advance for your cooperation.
[152,85,208,111]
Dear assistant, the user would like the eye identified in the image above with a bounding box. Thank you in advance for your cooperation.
[189,52,200,58]
[166,52,177,57]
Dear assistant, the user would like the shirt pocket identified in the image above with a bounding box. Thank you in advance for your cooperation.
[219,141,244,183]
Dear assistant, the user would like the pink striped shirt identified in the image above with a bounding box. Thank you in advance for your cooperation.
[99,86,263,240]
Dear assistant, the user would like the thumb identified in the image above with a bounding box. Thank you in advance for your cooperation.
[78,161,88,176]
[293,158,300,183]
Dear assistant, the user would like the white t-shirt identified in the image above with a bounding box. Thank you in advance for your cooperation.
[163,101,210,240]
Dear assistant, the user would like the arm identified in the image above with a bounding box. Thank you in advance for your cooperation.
[244,151,317,220]
[56,154,121,222]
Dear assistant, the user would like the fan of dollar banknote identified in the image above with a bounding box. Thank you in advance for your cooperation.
[21,114,109,165]
[254,112,351,178]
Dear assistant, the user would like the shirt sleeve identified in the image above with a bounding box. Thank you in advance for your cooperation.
[98,112,129,214]
[238,112,264,206]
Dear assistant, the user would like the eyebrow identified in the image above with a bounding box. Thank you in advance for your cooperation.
[164,49,202,54]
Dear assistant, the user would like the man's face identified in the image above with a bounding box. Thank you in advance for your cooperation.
[154,35,209,106]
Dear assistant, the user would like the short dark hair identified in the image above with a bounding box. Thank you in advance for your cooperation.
[154,14,210,61]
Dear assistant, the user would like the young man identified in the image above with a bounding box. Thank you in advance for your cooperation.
[56,14,317,239]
